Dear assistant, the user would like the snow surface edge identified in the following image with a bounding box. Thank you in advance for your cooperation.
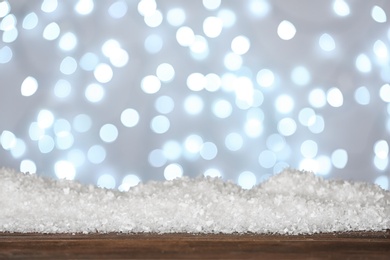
[0,167,389,235]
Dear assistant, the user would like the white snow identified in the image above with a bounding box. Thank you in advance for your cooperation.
[0,167,389,234]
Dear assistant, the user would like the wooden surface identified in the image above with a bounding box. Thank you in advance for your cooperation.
[0,231,389,259]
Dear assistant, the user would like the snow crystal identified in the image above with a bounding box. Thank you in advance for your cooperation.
[0,167,389,234]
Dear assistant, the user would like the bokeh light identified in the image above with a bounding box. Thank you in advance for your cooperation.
[1,0,389,190]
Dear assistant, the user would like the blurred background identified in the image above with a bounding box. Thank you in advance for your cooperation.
[0,0,389,190]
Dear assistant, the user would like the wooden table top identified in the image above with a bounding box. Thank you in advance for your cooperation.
[1,231,389,259]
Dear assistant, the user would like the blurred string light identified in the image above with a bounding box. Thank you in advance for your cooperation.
[0,0,389,190]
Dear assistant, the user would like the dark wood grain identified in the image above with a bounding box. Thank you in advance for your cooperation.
[1,231,389,259]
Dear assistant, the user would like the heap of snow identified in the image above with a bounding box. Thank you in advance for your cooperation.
[0,167,389,234]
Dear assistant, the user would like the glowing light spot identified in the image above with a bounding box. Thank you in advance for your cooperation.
[144,10,163,28]
[60,56,77,75]
[354,86,370,105]
[308,88,327,108]
[120,108,140,127]
[164,163,183,180]
[333,0,350,16]
[249,0,270,17]
[371,6,387,23]
[375,176,389,190]
[0,14,16,31]
[141,75,161,94]
[0,1,10,18]
[319,33,335,51]
[184,95,204,115]
[298,107,316,126]
[205,73,221,92]
[299,158,319,173]
[10,140,26,158]
[203,0,221,10]
[28,122,44,141]
[37,109,54,129]
[266,134,286,152]
[189,35,209,59]
[275,94,294,114]
[75,0,94,15]
[316,155,332,176]
[101,39,120,58]
[155,96,174,114]
[203,16,223,38]
[327,87,343,107]
[184,135,203,154]
[331,149,348,169]
[41,0,58,13]
[67,149,86,167]
[0,45,12,64]
[156,63,175,82]
[204,168,222,178]
[244,119,263,138]
[85,83,104,102]
[163,140,182,160]
[109,48,128,68]
[56,132,74,150]
[2,27,18,43]
[291,66,310,86]
[79,52,99,71]
[149,149,167,167]
[187,72,207,92]
[55,161,76,180]
[59,32,78,51]
[212,99,232,118]
[54,79,71,98]
[355,53,371,73]
[224,52,243,71]
[167,8,186,26]
[308,115,325,134]
[138,0,157,17]
[94,63,113,83]
[97,174,116,189]
[20,160,37,174]
[54,119,71,137]
[277,20,296,40]
[238,171,256,189]
[380,84,390,102]
[374,140,389,159]
[144,34,163,53]
[43,22,60,40]
[38,135,55,153]
[150,115,170,134]
[300,140,318,158]
[277,118,297,136]
[73,114,92,133]
[87,145,106,164]
[102,39,129,68]
[258,150,276,168]
[176,26,195,46]
[231,35,250,55]
[119,174,141,191]
[200,142,218,160]
[256,69,275,88]
[99,124,119,143]
[22,12,38,30]
[21,76,38,97]
[217,9,236,28]
[225,132,243,151]
[108,1,128,19]
[373,40,388,60]
[374,156,388,171]
[1,130,16,150]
